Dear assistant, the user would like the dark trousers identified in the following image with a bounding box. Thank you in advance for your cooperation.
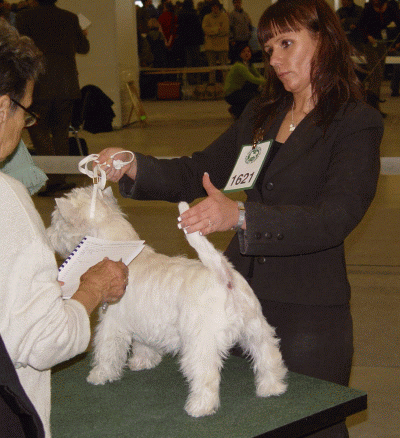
[260,299,353,438]
[225,82,260,118]
[363,42,387,99]
[28,99,74,156]
[390,52,400,94]
[184,45,202,84]
[28,99,74,185]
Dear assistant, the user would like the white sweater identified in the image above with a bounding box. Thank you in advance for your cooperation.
[0,172,90,437]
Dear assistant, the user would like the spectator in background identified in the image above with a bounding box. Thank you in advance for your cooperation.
[9,1,38,26]
[177,0,204,81]
[136,2,151,34]
[224,42,265,119]
[198,0,213,24]
[202,0,229,84]
[0,0,10,20]
[388,37,400,96]
[358,0,400,114]
[229,0,252,60]
[336,0,363,52]
[143,0,159,19]
[175,1,183,15]
[158,0,179,66]
[147,17,168,68]
[16,0,90,196]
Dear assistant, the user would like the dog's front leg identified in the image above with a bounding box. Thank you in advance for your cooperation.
[87,311,131,385]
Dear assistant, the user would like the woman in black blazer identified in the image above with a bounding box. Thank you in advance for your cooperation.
[99,0,383,436]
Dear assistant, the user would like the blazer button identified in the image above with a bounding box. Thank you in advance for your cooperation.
[265,232,272,239]
[277,233,284,240]
[266,182,274,191]
[258,257,267,264]
[255,232,262,240]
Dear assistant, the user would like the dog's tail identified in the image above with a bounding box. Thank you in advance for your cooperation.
[178,202,234,289]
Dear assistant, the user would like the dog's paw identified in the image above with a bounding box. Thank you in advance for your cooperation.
[256,378,287,397]
[184,395,219,417]
[87,367,118,385]
[127,353,162,371]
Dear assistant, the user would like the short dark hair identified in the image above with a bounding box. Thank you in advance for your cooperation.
[210,0,222,10]
[233,42,250,62]
[182,0,194,10]
[37,0,57,5]
[0,18,44,105]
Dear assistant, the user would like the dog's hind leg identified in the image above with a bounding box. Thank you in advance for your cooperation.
[87,314,131,385]
[180,339,223,417]
[239,315,287,397]
[128,342,163,371]
[180,312,235,418]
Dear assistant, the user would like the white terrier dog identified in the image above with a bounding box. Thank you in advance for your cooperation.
[47,186,287,417]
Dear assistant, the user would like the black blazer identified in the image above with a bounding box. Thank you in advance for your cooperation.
[120,99,383,306]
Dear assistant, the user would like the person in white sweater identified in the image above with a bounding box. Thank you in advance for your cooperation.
[202,0,229,84]
[0,19,129,437]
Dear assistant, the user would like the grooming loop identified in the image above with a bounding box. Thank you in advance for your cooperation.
[78,151,135,219]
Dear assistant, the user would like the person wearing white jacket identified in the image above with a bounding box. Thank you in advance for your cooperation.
[0,20,128,437]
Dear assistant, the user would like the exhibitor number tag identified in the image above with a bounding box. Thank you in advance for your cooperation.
[223,140,272,193]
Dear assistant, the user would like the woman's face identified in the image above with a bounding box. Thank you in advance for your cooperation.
[0,80,34,162]
[240,46,252,63]
[264,27,318,96]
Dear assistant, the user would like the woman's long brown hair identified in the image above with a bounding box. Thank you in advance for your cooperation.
[253,0,364,139]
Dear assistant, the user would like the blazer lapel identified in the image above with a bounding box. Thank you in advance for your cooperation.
[262,110,324,179]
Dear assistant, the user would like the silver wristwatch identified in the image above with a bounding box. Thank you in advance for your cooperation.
[235,201,245,231]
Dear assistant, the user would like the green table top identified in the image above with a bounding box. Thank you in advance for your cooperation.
[51,354,366,438]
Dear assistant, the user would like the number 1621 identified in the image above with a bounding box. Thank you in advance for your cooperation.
[230,172,255,186]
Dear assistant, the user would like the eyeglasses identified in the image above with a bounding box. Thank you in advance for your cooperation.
[10,98,39,127]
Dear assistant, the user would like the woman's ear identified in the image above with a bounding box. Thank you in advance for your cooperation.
[0,95,11,124]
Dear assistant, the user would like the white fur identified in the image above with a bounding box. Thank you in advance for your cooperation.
[47,187,287,417]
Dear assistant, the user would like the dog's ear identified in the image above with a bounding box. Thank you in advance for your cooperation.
[103,186,113,198]
[55,197,76,223]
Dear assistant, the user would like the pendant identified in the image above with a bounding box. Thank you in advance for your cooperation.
[289,123,296,132]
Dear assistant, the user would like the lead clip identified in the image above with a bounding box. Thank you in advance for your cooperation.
[252,128,265,149]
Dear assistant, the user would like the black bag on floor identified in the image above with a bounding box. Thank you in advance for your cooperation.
[72,85,115,134]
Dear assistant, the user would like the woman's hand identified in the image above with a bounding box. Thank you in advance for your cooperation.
[177,173,243,235]
[97,147,137,182]
[72,258,129,315]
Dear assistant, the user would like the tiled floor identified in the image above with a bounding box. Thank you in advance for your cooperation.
[31,82,399,438]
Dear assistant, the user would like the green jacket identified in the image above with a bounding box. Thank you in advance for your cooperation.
[224,62,265,96]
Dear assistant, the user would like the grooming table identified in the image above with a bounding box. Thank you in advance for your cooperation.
[51,354,366,437]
